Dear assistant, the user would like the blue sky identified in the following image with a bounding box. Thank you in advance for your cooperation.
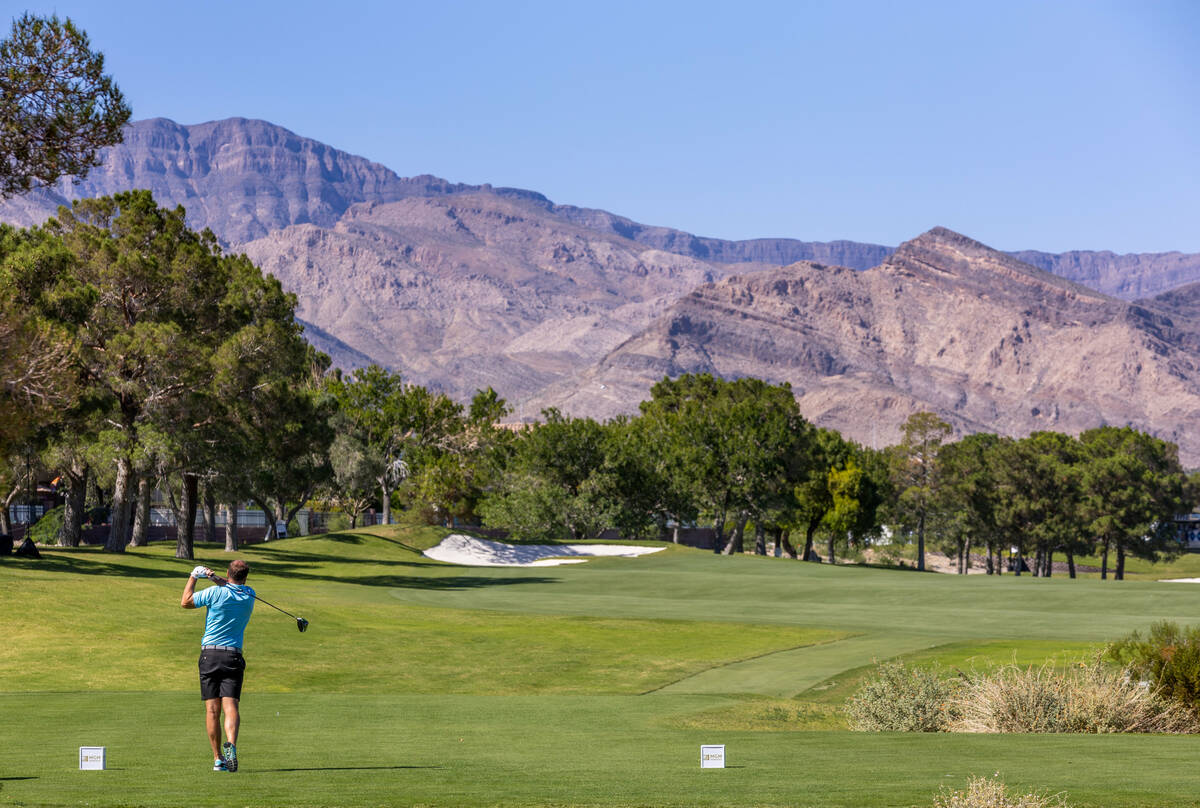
[20,0,1200,253]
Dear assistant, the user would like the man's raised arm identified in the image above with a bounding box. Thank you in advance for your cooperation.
[181,566,213,609]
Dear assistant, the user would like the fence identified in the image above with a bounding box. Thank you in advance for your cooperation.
[6,505,45,525]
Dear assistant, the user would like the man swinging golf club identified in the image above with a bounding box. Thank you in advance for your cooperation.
[181,560,254,772]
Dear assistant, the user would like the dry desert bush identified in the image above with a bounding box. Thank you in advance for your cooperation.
[847,658,1200,734]
[932,775,1070,808]
[845,660,960,731]
[951,660,1200,734]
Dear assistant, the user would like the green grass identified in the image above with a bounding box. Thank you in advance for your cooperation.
[5,526,1200,807]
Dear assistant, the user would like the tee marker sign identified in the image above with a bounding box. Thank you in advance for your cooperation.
[79,746,106,770]
[701,744,725,768]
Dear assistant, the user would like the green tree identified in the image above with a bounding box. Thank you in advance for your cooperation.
[790,428,853,562]
[935,433,1008,574]
[1080,426,1194,580]
[889,412,952,572]
[821,446,889,564]
[477,413,609,537]
[479,409,610,541]
[0,224,79,458]
[991,432,1086,578]
[26,190,319,557]
[327,430,381,528]
[0,13,131,197]
[329,365,462,526]
[410,387,512,527]
[638,374,813,555]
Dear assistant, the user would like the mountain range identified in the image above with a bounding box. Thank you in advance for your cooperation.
[3,118,1200,462]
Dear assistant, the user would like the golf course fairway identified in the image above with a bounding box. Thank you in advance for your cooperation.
[4,525,1200,807]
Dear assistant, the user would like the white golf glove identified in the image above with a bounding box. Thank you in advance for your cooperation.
[191,565,211,579]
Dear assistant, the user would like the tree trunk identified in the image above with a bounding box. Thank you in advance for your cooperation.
[174,472,198,560]
[754,523,766,556]
[379,480,392,525]
[1014,550,1023,576]
[827,533,837,567]
[275,500,286,534]
[105,455,134,552]
[0,484,14,535]
[672,524,680,544]
[1067,551,1076,579]
[60,461,88,547]
[777,529,797,559]
[251,496,276,540]
[721,513,747,555]
[1043,551,1053,578]
[129,473,152,547]
[203,486,217,545]
[1116,545,1126,580]
[985,543,994,575]
[712,510,726,555]
[1101,545,1109,580]
[802,518,818,562]
[224,503,239,552]
[916,511,926,571]
[961,539,972,574]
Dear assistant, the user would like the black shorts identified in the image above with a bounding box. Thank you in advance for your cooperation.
[198,648,246,701]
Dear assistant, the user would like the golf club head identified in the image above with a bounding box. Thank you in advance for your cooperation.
[297,617,309,633]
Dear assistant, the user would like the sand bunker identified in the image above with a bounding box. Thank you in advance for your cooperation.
[424,534,665,567]
[1161,578,1200,583]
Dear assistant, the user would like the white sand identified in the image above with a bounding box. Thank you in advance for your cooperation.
[1160,578,1200,583]
[424,534,666,567]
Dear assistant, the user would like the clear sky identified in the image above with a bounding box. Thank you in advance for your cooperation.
[18,0,1200,253]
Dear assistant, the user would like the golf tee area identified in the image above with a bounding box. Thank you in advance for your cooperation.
[5,526,1200,807]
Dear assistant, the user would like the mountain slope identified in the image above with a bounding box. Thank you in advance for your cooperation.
[532,227,1200,464]
[239,193,733,402]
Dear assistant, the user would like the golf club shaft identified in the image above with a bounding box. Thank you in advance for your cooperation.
[210,574,301,620]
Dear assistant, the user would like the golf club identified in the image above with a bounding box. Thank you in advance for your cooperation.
[210,573,309,632]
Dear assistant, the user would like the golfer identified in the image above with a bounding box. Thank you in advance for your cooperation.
[181,560,255,772]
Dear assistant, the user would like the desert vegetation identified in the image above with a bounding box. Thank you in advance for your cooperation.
[848,652,1200,735]
[933,776,1071,808]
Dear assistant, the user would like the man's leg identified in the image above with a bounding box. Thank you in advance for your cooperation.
[205,699,223,760]
[222,697,240,746]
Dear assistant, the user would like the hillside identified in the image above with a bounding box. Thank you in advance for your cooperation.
[531,227,1200,464]
[239,193,733,401]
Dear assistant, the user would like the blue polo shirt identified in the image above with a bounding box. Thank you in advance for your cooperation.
[193,583,256,649]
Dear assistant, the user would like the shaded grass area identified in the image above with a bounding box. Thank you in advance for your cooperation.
[7,692,1200,808]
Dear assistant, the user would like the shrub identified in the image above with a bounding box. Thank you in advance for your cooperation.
[1106,621,1200,713]
[845,661,960,731]
[951,660,1199,734]
[28,505,63,544]
[933,775,1069,808]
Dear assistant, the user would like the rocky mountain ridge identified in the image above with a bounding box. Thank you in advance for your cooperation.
[238,192,736,403]
[531,228,1200,465]
[3,117,1200,460]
